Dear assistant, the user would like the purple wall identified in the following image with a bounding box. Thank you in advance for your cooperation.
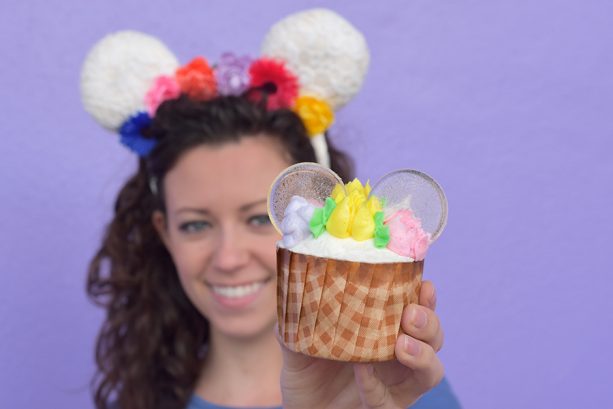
[1,0,612,407]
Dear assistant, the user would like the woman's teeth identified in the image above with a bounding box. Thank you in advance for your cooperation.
[211,282,265,298]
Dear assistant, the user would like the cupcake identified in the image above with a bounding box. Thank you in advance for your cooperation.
[267,163,447,362]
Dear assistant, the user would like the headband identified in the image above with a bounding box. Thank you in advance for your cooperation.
[80,8,370,168]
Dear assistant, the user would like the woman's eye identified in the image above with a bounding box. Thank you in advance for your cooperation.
[178,221,211,233]
[248,214,271,227]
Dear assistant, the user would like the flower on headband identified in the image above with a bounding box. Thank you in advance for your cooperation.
[248,58,299,110]
[144,75,181,116]
[294,96,334,136]
[176,57,217,100]
[119,112,156,157]
[215,52,252,96]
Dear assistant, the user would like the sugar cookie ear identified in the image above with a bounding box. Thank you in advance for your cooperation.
[80,31,179,131]
[267,162,345,234]
[261,9,369,111]
[369,170,448,242]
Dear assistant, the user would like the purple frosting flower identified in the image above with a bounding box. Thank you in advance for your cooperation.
[215,52,252,96]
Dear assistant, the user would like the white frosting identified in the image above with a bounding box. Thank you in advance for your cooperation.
[278,232,414,263]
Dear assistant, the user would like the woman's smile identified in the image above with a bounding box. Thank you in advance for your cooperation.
[206,276,274,308]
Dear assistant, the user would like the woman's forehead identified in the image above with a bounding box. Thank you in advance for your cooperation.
[163,138,290,211]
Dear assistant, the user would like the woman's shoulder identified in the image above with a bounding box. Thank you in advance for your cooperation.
[186,377,461,409]
[412,377,462,408]
[187,395,282,409]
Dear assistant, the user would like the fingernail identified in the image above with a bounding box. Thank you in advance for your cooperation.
[430,289,437,308]
[403,334,421,356]
[410,305,428,329]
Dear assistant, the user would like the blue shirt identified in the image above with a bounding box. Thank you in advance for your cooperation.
[187,377,461,408]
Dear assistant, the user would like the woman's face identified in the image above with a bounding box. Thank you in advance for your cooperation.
[154,136,290,341]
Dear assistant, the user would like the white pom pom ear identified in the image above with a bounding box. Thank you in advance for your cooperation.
[261,8,369,110]
[80,31,179,131]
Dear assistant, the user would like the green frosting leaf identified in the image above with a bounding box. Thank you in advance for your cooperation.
[323,197,336,219]
[373,211,390,248]
[309,208,325,238]
[309,197,337,238]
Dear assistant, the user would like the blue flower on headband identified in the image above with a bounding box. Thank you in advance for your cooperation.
[119,112,156,157]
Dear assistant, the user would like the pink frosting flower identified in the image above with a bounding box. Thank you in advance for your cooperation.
[144,75,181,116]
[385,209,431,261]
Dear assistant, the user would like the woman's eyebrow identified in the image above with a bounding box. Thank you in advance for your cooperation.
[239,198,267,212]
[175,207,210,216]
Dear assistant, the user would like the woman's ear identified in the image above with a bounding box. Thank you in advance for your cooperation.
[152,210,170,249]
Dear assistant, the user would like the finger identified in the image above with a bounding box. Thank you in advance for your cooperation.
[419,280,437,311]
[401,304,444,352]
[394,334,444,396]
[273,323,313,373]
[353,364,387,408]
[275,324,328,408]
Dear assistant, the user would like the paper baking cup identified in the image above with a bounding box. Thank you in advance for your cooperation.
[277,247,423,362]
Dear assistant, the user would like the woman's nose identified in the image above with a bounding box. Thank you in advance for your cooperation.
[212,228,250,273]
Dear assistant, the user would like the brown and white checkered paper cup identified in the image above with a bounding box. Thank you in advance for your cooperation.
[277,247,423,362]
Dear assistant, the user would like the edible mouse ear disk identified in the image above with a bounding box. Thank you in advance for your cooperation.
[268,162,344,234]
[369,170,448,242]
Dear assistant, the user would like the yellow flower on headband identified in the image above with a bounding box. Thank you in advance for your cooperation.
[293,96,334,136]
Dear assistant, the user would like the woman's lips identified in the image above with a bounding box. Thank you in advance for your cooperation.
[207,277,272,308]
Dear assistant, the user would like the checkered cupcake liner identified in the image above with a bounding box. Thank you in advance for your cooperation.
[277,247,423,362]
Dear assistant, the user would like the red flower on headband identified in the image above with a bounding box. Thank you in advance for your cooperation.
[248,58,299,109]
[176,57,217,100]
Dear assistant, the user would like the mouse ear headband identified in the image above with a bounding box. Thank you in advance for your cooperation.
[80,8,370,167]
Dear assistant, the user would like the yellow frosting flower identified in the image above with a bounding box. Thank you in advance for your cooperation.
[325,179,382,241]
[366,195,382,216]
[326,195,352,238]
[293,96,335,136]
[346,178,365,195]
[351,203,375,240]
[331,183,346,204]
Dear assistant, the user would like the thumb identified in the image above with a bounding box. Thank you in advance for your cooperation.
[274,323,312,373]
[353,363,387,408]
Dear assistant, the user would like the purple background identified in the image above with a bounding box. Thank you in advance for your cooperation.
[1,0,612,407]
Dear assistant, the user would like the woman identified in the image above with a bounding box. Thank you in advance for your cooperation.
[87,95,460,409]
[83,9,460,408]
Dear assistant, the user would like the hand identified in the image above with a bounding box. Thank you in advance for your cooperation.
[279,280,445,409]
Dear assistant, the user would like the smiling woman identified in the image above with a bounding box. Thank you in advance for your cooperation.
[83,8,460,409]
[87,95,352,408]
[86,93,461,409]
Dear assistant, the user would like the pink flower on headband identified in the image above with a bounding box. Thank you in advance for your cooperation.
[176,57,217,100]
[215,52,252,96]
[144,75,181,116]
[385,209,431,261]
[248,58,299,110]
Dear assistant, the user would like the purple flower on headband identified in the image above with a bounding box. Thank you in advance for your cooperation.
[215,52,252,96]
[119,112,156,157]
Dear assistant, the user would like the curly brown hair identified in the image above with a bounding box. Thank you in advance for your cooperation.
[87,95,354,409]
